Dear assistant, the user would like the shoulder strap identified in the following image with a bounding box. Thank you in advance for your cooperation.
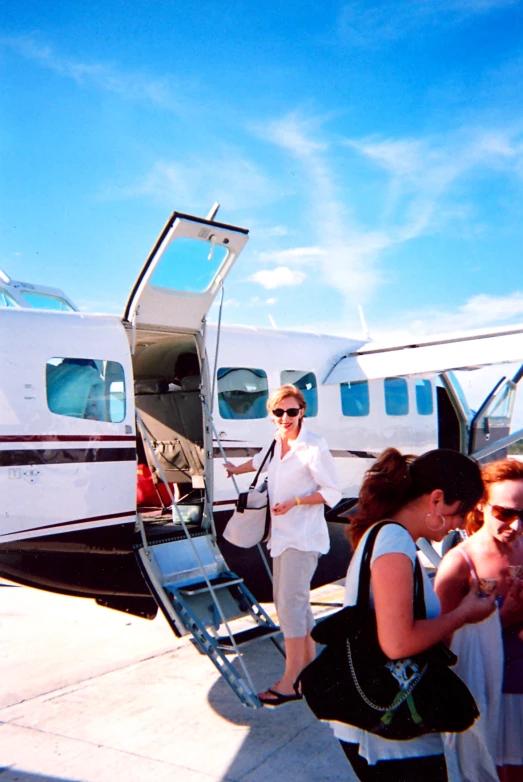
[357,521,405,608]
[457,547,479,579]
[357,521,426,619]
[249,440,276,490]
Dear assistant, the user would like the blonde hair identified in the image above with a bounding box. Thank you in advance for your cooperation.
[266,384,306,414]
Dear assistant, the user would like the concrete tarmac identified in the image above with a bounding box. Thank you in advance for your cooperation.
[0,580,354,782]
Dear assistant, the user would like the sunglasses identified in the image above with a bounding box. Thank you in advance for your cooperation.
[272,407,301,418]
[487,503,523,524]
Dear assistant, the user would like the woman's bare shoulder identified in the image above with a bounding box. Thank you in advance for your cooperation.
[437,540,471,581]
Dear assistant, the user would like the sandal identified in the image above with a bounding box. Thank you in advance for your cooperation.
[258,686,303,709]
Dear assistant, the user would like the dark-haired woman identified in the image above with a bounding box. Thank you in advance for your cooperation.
[435,458,523,782]
[332,448,496,782]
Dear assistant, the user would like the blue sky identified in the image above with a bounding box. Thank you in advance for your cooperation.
[2,0,523,350]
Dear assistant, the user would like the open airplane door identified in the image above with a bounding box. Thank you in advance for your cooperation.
[469,365,523,460]
[123,210,248,334]
[124,211,283,708]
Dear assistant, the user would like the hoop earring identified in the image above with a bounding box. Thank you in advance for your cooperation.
[426,512,447,532]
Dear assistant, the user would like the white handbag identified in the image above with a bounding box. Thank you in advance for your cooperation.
[223,441,276,548]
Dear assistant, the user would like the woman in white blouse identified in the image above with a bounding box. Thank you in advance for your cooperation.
[224,383,341,708]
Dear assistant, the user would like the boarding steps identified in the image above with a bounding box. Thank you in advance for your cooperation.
[135,508,284,709]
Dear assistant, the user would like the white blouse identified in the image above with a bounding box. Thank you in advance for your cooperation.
[251,427,341,558]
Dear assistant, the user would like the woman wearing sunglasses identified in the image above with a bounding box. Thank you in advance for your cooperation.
[435,458,523,782]
[224,384,341,707]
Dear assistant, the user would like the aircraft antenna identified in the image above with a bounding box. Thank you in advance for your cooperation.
[358,305,371,340]
[206,202,220,221]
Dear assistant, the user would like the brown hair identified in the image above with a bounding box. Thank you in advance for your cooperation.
[349,447,483,548]
[466,458,523,535]
[266,384,307,414]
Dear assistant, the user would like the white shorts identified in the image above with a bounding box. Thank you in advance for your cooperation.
[272,548,319,638]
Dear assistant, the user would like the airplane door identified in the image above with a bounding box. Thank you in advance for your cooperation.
[123,212,249,333]
[469,375,517,457]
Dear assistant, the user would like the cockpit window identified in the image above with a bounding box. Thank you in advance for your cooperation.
[280,370,318,417]
[46,358,126,422]
[217,367,269,419]
[19,291,74,311]
[0,289,17,307]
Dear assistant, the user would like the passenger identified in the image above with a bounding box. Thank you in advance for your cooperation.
[435,458,523,782]
[168,352,200,391]
[333,448,495,782]
[224,384,341,707]
[47,358,106,421]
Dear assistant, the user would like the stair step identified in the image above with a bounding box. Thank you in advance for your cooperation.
[218,624,281,648]
[177,573,244,596]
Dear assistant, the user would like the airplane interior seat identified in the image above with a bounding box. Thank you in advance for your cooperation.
[135,390,204,485]
[180,375,201,392]
[134,378,169,395]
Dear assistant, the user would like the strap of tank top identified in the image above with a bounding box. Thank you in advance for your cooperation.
[457,547,479,579]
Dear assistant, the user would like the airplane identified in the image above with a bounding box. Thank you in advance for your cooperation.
[2,207,523,707]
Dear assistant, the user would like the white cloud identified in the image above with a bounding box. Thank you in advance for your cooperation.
[257,246,328,266]
[104,155,278,211]
[2,35,180,110]
[264,225,290,237]
[259,113,383,301]
[336,0,519,47]
[249,266,307,289]
[375,292,523,338]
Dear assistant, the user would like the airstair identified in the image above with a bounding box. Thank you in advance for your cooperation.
[134,418,284,709]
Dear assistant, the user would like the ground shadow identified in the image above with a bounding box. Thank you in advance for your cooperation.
[206,641,352,782]
[0,770,79,782]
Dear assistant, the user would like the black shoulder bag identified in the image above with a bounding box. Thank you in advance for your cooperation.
[298,520,479,740]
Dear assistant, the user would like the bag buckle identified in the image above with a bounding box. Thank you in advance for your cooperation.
[236,492,248,513]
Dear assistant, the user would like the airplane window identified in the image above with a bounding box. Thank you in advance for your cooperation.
[217,367,269,420]
[340,380,370,417]
[415,379,434,416]
[280,370,318,417]
[19,291,74,311]
[384,377,409,416]
[46,358,126,423]
[150,237,229,293]
[0,289,16,307]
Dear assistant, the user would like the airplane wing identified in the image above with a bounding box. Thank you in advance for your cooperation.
[324,323,523,384]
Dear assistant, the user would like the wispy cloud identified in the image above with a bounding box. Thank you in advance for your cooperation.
[378,292,523,338]
[103,155,280,212]
[1,35,180,109]
[249,266,306,289]
[257,112,384,302]
[348,127,523,237]
[336,0,519,47]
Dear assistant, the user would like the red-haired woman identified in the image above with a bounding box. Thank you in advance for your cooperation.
[224,384,341,707]
[436,458,523,782]
[332,448,495,782]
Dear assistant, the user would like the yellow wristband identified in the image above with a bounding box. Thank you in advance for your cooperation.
[295,496,301,506]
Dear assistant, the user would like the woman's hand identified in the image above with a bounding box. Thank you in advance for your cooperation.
[272,499,296,516]
[223,462,237,478]
[500,577,523,627]
[457,579,497,625]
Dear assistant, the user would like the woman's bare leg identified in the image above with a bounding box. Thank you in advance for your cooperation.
[259,636,309,699]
